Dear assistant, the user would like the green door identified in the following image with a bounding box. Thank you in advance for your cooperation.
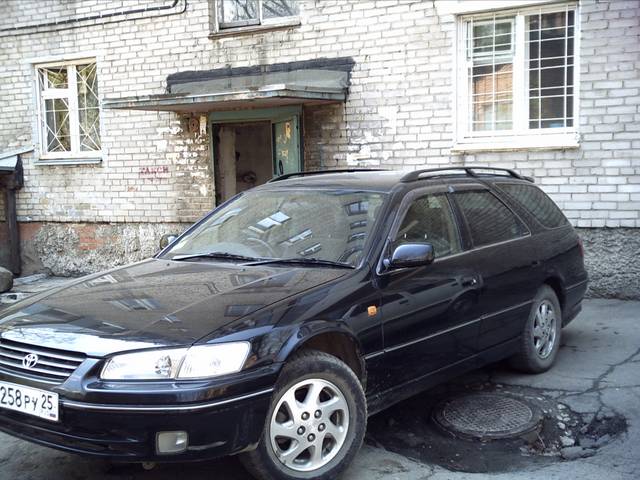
[272,116,301,176]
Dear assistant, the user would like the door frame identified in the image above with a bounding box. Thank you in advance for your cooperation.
[209,106,304,204]
[207,105,304,206]
[209,106,304,175]
[209,106,302,124]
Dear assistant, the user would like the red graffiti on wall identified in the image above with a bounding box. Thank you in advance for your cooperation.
[139,166,169,178]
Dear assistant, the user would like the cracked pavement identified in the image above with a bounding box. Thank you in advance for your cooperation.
[0,299,638,479]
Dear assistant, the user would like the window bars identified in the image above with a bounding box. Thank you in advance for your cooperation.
[37,60,101,157]
[461,4,576,137]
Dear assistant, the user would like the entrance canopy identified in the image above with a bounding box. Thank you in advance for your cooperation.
[0,147,30,175]
[0,147,30,181]
[103,58,353,112]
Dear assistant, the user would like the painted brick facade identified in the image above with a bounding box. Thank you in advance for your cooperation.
[0,0,639,295]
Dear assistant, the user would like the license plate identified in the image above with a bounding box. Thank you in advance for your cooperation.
[0,381,59,422]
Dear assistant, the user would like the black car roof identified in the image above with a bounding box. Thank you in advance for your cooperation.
[257,169,534,193]
[257,170,407,193]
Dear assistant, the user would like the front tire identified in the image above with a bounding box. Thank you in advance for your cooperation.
[241,350,366,480]
[510,285,562,373]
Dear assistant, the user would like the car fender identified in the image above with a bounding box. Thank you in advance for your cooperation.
[274,320,366,379]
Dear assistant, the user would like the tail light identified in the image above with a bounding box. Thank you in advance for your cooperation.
[577,236,584,257]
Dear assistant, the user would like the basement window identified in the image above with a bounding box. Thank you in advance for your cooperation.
[212,0,300,34]
[36,59,101,161]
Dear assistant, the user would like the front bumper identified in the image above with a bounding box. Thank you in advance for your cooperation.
[0,365,279,462]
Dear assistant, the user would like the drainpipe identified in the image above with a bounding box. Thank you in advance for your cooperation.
[0,0,186,37]
[2,156,23,276]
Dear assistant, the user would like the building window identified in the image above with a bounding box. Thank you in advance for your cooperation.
[468,17,515,132]
[37,60,101,158]
[216,0,299,30]
[455,4,578,151]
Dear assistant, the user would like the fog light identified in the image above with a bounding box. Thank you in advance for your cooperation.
[156,431,188,454]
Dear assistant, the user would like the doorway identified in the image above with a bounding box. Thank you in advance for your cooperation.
[210,107,302,204]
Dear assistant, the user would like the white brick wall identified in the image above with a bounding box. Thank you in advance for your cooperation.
[0,0,638,228]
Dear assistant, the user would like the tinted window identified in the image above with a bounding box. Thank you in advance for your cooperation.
[394,194,461,257]
[498,183,568,228]
[454,191,528,247]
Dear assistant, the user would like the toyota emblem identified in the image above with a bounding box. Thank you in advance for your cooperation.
[22,353,39,369]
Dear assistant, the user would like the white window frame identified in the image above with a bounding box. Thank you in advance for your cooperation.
[453,2,580,153]
[211,0,300,36]
[34,57,102,162]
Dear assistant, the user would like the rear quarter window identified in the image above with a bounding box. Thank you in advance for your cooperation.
[497,183,568,229]
[453,190,528,247]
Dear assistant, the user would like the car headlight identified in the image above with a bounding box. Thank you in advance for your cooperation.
[100,342,251,380]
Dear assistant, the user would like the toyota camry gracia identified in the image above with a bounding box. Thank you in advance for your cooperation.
[0,168,588,480]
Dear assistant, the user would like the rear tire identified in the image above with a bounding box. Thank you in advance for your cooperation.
[240,350,366,480]
[510,285,562,373]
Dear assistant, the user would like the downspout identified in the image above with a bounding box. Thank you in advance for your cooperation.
[2,156,23,276]
[0,0,187,37]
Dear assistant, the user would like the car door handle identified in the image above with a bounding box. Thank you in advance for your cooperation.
[531,260,542,267]
[461,276,478,287]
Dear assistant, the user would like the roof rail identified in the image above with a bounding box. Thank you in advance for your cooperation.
[268,168,388,183]
[400,167,534,183]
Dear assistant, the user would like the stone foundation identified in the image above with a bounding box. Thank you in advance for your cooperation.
[0,222,191,277]
[578,228,640,300]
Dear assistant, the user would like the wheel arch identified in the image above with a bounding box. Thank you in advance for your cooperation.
[278,324,367,388]
[543,276,566,311]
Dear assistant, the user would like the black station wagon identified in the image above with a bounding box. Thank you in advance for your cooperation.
[0,168,588,480]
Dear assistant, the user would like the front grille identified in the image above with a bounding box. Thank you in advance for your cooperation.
[0,338,85,384]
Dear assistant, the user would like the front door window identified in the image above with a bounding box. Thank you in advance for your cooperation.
[394,194,462,259]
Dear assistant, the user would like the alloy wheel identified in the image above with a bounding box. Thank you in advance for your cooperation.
[269,378,350,472]
[533,300,557,359]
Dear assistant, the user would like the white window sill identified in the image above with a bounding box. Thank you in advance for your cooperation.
[36,157,102,166]
[209,19,300,38]
[452,133,579,154]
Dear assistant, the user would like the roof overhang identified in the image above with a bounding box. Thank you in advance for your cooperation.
[103,66,350,113]
[104,85,346,112]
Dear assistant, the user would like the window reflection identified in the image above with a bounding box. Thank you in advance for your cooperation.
[165,189,387,267]
[107,297,161,312]
[225,304,265,317]
[344,200,369,216]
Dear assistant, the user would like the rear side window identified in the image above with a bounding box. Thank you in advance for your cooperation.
[498,183,568,229]
[454,191,528,247]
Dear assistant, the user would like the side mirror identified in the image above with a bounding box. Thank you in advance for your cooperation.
[385,243,435,269]
[159,234,178,250]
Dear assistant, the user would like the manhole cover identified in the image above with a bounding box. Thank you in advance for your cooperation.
[432,393,542,440]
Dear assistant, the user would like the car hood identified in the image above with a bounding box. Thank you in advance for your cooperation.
[0,259,348,357]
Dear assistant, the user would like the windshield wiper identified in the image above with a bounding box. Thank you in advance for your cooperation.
[246,258,355,269]
[172,252,260,262]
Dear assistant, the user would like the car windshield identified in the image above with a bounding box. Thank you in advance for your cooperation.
[162,189,388,267]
